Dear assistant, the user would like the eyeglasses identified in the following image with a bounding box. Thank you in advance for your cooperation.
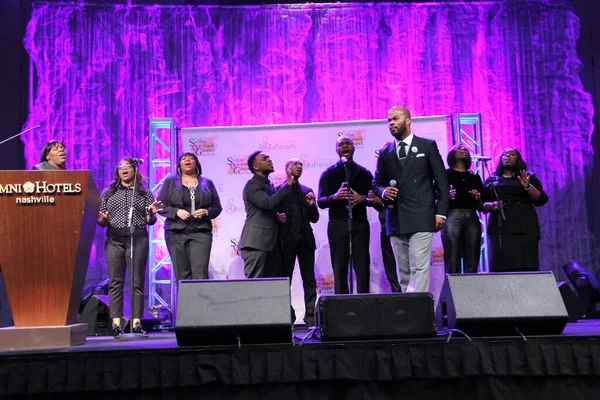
[118,164,133,170]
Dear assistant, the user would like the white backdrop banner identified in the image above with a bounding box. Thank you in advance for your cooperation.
[180,116,452,322]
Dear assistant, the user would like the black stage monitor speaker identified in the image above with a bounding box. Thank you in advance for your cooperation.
[557,281,586,322]
[316,293,436,341]
[436,272,569,336]
[78,295,157,335]
[175,278,292,347]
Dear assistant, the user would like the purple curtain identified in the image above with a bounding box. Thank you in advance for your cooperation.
[23,0,597,286]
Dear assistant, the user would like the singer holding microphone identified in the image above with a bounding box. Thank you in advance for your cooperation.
[97,158,162,337]
[158,152,222,283]
[32,140,67,170]
[373,106,449,293]
[440,145,484,274]
[482,148,548,272]
[317,136,374,294]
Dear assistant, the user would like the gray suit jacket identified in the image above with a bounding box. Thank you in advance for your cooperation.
[32,161,62,170]
[238,174,293,252]
[373,136,449,236]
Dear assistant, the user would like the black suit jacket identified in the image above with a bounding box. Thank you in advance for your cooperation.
[373,136,449,236]
[238,174,293,252]
[157,175,222,231]
[276,182,319,250]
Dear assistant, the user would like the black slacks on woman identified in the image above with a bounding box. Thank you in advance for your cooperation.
[441,208,482,274]
[165,229,213,282]
[105,234,149,319]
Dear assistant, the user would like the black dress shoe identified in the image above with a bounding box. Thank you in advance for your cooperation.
[112,325,125,337]
[132,323,148,336]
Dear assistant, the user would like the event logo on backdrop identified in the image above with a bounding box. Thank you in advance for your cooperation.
[227,156,252,174]
[189,137,218,156]
[260,136,297,151]
[180,117,452,322]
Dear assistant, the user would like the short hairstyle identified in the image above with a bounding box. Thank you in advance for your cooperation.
[336,136,354,147]
[247,150,262,174]
[284,158,302,170]
[177,152,202,176]
[39,140,65,163]
[447,144,472,170]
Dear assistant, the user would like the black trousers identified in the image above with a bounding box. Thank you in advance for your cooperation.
[441,208,482,274]
[105,235,148,319]
[488,232,540,272]
[281,239,317,320]
[380,226,401,292]
[165,229,213,282]
[241,245,282,278]
[327,219,370,294]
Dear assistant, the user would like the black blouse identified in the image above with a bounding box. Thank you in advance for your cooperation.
[482,173,548,238]
[446,168,484,211]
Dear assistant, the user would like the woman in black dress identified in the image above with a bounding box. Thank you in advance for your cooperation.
[441,144,484,274]
[482,148,548,272]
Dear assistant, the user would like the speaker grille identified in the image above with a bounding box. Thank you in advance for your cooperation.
[317,293,435,341]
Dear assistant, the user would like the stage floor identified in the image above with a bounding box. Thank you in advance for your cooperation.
[1,320,600,399]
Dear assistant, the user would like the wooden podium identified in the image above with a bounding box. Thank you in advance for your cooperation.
[0,170,99,350]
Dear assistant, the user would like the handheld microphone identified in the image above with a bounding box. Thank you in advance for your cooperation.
[131,158,144,165]
[471,155,492,161]
[340,156,349,165]
[387,180,398,208]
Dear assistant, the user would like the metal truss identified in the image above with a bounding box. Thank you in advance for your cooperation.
[148,118,178,327]
[453,113,489,272]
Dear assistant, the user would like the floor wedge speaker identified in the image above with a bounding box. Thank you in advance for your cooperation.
[175,278,292,346]
[436,272,569,336]
[316,293,436,341]
[558,281,585,322]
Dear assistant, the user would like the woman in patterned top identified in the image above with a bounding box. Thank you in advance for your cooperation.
[97,158,162,337]
[158,152,222,284]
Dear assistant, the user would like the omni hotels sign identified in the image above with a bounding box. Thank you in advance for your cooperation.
[0,181,82,204]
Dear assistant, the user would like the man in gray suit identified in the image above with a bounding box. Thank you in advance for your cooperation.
[373,106,449,293]
[239,151,297,278]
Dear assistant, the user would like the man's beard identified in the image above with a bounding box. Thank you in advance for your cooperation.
[391,122,407,139]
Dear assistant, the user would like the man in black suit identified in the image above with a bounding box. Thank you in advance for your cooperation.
[373,106,449,293]
[239,151,296,278]
[318,136,374,294]
[277,158,319,326]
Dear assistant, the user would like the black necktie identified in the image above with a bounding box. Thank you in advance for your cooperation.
[398,141,407,167]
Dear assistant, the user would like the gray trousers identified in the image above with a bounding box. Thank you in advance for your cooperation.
[390,232,434,293]
[165,230,213,282]
[105,235,148,319]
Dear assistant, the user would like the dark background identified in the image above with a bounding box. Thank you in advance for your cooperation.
[1,0,598,274]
